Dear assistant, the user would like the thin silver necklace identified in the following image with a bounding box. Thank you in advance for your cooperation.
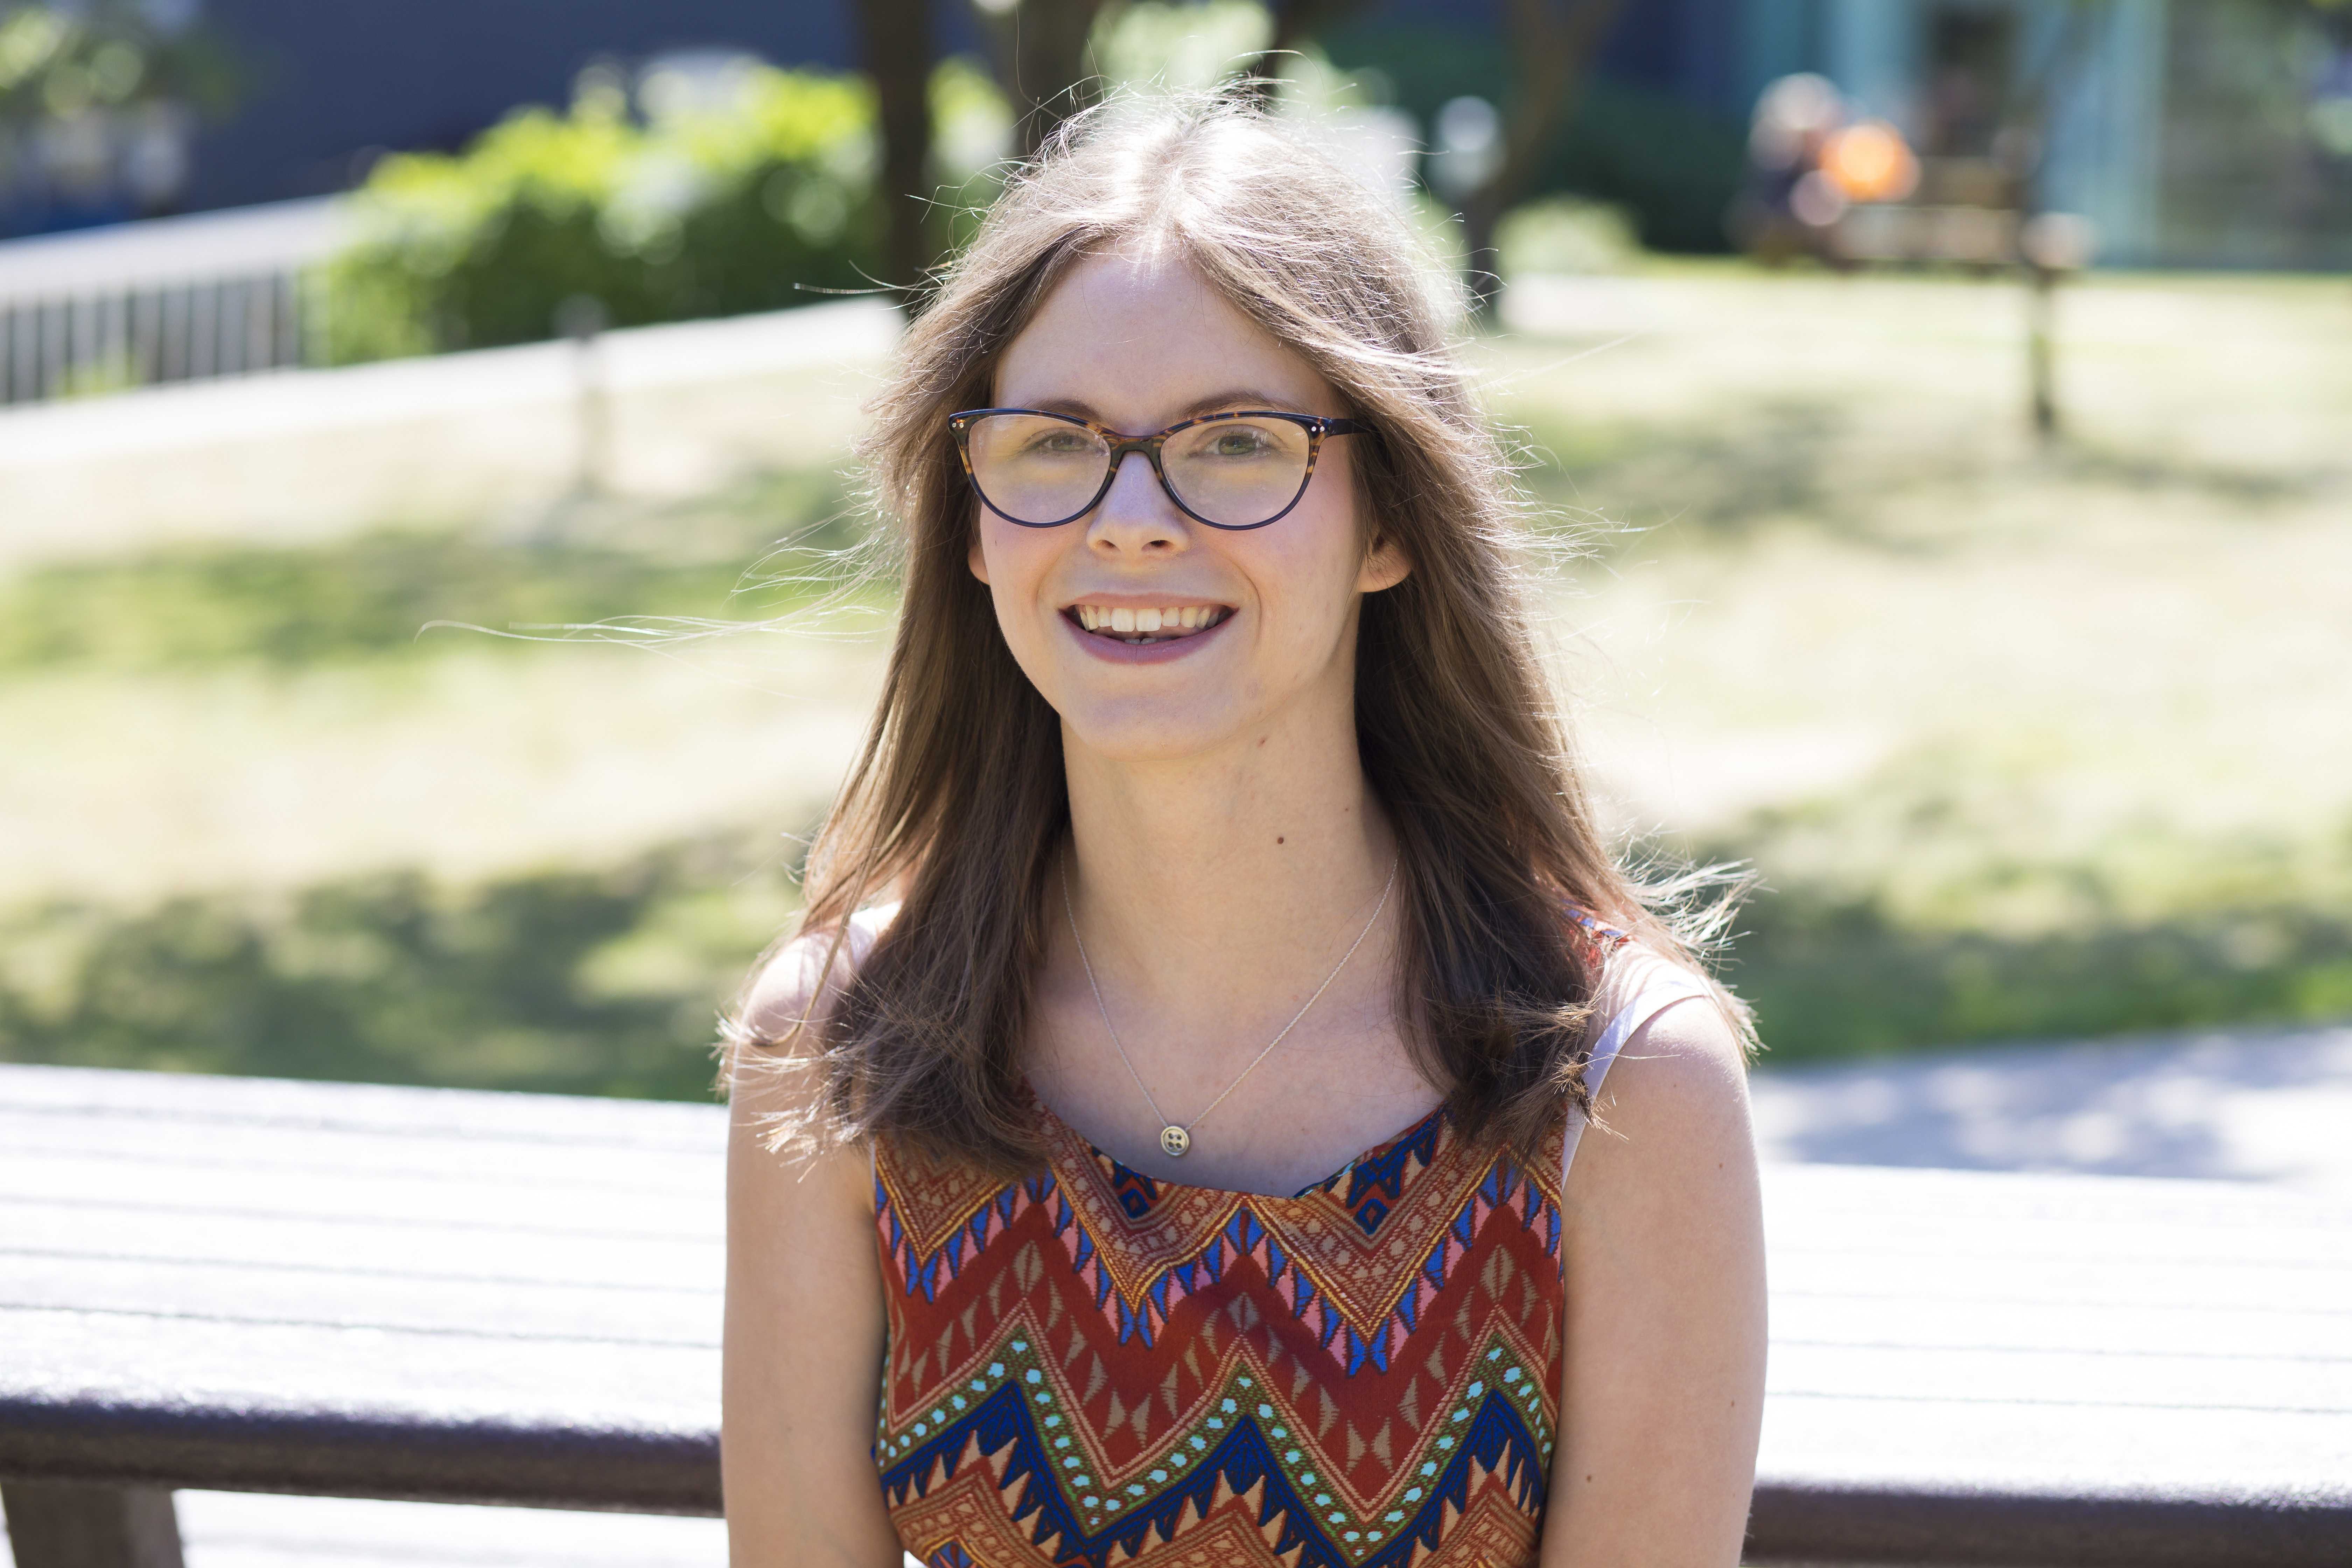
[1059,853,1400,1160]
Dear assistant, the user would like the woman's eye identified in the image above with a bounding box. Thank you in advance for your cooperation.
[1209,428,1274,457]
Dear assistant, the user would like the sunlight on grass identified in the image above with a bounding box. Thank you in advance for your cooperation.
[1501,267,2352,1057]
[2,265,2346,1092]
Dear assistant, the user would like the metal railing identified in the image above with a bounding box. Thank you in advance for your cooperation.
[0,198,340,406]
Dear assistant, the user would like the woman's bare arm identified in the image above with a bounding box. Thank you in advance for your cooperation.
[1542,996,1769,1567]
[723,941,906,1567]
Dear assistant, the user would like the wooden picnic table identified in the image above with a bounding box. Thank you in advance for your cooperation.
[2,1061,2348,1567]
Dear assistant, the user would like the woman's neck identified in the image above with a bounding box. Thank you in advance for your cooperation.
[1058,696,1396,1027]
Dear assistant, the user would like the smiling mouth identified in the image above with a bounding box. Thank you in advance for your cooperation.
[1066,603,1232,645]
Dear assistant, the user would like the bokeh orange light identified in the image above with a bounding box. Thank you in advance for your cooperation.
[1820,121,1921,203]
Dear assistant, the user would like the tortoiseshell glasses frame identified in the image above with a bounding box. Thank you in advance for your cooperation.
[946,407,1372,531]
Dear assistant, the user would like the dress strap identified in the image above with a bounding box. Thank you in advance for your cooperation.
[1562,960,1712,1181]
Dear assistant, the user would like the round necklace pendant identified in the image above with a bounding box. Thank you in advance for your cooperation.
[1159,1125,1191,1158]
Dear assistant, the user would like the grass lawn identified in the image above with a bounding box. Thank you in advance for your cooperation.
[1501,265,2352,1058]
[2,265,2346,1094]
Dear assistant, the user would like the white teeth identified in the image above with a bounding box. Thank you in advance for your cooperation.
[1073,604,1225,635]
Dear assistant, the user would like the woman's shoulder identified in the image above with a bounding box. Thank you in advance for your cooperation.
[735,902,903,1052]
[1565,906,1742,1080]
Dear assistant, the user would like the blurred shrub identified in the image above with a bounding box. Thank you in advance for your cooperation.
[1498,195,1641,276]
[319,64,883,364]
[0,0,246,232]
[931,55,1016,252]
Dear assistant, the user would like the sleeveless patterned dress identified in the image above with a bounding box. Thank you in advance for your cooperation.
[873,1090,1567,1567]
[865,917,1679,1566]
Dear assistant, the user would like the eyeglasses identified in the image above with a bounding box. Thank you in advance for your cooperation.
[947,407,1370,531]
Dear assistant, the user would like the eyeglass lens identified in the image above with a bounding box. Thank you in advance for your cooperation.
[963,413,1315,528]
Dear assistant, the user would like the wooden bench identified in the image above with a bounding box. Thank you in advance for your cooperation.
[3,1062,2347,1567]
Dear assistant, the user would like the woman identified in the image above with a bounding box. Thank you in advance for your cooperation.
[724,95,1765,1567]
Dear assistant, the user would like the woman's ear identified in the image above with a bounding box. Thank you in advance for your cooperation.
[967,532,992,584]
[1358,532,1412,594]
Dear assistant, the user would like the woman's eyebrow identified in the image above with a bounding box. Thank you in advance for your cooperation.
[1181,389,1307,418]
[1016,390,1314,426]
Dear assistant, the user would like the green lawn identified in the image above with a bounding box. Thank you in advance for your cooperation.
[1500,265,2352,1058]
[3,265,2346,1093]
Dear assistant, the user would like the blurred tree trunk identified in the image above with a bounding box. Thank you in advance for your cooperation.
[1241,0,1381,91]
[969,0,1115,160]
[860,0,943,306]
[1460,0,1631,314]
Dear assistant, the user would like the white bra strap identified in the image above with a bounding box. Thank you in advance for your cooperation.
[1561,969,1711,1181]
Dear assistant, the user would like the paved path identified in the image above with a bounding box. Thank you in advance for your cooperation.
[1750,1022,2352,1199]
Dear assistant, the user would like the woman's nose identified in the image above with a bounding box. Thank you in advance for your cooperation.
[1087,451,1188,554]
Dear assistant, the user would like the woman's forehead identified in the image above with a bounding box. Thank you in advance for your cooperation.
[993,250,1335,422]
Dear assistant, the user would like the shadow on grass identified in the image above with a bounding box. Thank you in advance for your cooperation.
[1518,395,2339,552]
[11,835,2350,1099]
[1520,399,1853,540]
[0,470,862,674]
[1730,886,2352,1064]
[0,839,798,1101]
[2046,438,2337,507]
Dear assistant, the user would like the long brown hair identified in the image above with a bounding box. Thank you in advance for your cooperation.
[731,91,1737,1175]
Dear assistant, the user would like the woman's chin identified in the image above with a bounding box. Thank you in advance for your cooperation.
[1056,703,1252,768]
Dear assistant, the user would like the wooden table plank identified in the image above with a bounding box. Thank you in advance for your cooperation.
[2,1253,715,1343]
[1,1065,724,1515]
[4,1062,2349,1565]
[1750,1162,2352,1564]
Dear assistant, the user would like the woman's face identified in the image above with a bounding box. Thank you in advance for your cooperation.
[971,249,1407,765]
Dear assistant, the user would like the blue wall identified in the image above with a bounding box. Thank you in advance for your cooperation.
[185,0,861,211]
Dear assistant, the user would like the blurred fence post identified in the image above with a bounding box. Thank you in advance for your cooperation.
[555,294,610,499]
[2021,212,2096,443]
[2027,261,2058,439]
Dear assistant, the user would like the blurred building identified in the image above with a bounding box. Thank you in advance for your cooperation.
[1734,0,2165,261]
[0,0,860,235]
[1338,0,2350,267]
[4,0,2345,267]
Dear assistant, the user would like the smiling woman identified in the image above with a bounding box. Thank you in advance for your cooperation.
[720,93,1766,1568]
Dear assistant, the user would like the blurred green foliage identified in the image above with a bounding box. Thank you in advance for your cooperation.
[320,64,884,363]
[0,0,242,128]
[1498,195,1644,276]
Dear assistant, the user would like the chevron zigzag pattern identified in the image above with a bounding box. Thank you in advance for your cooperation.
[872,1092,1572,1566]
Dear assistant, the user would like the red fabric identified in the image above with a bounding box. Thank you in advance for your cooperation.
[872,1089,1570,1566]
